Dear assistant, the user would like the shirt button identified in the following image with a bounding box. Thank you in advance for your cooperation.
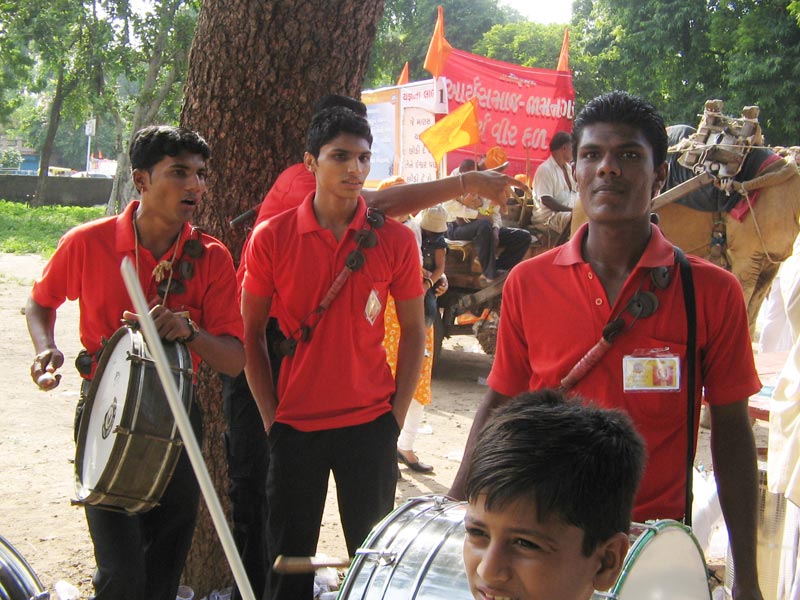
[595,298,603,306]
[588,272,594,280]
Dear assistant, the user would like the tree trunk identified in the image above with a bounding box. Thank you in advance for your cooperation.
[180,0,384,595]
[107,0,187,215]
[33,69,68,207]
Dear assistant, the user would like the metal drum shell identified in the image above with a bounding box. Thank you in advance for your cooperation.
[0,534,48,600]
[73,326,193,514]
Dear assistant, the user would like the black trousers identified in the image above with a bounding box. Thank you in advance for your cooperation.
[84,398,203,600]
[221,371,269,600]
[447,220,531,278]
[264,412,400,600]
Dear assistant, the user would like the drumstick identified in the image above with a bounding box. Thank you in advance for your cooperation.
[120,258,257,600]
[273,555,351,574]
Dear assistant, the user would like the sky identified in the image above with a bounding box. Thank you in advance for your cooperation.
[501,0,573,24]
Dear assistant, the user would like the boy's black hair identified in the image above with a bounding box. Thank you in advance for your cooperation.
[465,388,646,556]
[129,125,210,172]
[459,158,477,172]
[305,107,372,158]
[572,91,669,167]
[312,94,368,118]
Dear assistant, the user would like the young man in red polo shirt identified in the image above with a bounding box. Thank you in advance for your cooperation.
[26,125,245,600]
[450,91,764,600]
[241,106,426,600]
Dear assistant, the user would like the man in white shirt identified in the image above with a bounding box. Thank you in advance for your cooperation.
[531,131,578,238]
[443,159,531,285]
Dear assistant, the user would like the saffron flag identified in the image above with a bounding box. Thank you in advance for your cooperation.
[556,28,570,71]
[419,97,480,165]
[396,62,410,86]
[423,6,453,78]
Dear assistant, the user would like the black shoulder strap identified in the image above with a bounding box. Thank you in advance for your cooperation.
[674,246,696,525]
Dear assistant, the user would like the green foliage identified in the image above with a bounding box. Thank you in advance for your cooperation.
[0,148,22,169]
[365,0,523,88]
[0,200,104,256]
[475,21,566,69]
[570,0,800,144]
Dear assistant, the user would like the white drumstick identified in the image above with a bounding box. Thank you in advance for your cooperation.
[120,257,256,600]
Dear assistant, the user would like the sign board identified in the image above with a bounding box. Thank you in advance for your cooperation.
[85,118,97,137]
[363,52,574,183]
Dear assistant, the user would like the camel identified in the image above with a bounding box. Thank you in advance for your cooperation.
[571,126,800,333]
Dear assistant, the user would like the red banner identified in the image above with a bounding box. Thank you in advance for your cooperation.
[442,49,574,178]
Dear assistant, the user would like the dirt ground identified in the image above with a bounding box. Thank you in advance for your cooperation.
[0,252,767,599]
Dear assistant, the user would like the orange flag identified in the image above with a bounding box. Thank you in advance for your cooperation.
[556,27,570,71]
[423,6,453,78]
[396,62,410,86]
[419,97,480,165]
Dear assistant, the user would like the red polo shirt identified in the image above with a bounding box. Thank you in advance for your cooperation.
[489,223,761,521]
[32,201,244,377]
[242,194,423,432]
[255,163,316,225]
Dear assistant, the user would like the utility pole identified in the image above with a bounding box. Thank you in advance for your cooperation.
[85,116,96,172]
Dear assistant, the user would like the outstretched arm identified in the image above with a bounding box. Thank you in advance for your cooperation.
[449,387,512,500]
[364,170,528,218]
[710,400,763,600]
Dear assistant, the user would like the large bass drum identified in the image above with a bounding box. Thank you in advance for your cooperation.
[339,496,712,600]
[338,496,471,599]
[73,325,193,513]
[0,534,49,600]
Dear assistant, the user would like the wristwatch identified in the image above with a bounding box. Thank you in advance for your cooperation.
[183,317,200,343]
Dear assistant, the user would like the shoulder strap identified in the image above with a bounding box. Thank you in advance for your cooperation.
[674,246,697,525]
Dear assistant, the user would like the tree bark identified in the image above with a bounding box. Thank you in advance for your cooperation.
[180,0,384,595]
[33,69,73,207]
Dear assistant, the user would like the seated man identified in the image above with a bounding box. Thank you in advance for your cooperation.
[531,131,577,240]
[463,388,646,600]
[443,158,531,286]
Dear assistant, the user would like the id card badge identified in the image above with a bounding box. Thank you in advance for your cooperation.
[364,288,382,325]
[623,348,681,392]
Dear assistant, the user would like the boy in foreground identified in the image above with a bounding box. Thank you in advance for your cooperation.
[463,389,646,600]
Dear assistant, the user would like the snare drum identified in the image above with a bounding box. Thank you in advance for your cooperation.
[338,496,711,600]
[74,325,193,513]
[0,534,49,600]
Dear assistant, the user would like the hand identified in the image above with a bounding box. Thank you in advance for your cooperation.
[433,274,449,297]
[462,169,529,212]
[460,192,482,210]
[31,348,64,391]
[123,305,194,341]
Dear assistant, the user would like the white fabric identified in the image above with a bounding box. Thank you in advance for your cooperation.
[779,502,800,600]
[768,250,800,504]
[531,155,577,231]
[397,397,425,451]
[767,241,800,600]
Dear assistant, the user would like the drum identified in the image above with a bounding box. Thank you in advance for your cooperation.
[74,325,193,513]
[338,496,471,599]
[594,520,711,600]
[338,496,711,600]
[0,534,49,600]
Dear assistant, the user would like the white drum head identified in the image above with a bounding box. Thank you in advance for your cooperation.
[76,335,132,498]
[614,521,710,600]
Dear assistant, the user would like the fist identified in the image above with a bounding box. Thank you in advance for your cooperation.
[36,371,61,391]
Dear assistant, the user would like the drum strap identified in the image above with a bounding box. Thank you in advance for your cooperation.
[675,246,696,526]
